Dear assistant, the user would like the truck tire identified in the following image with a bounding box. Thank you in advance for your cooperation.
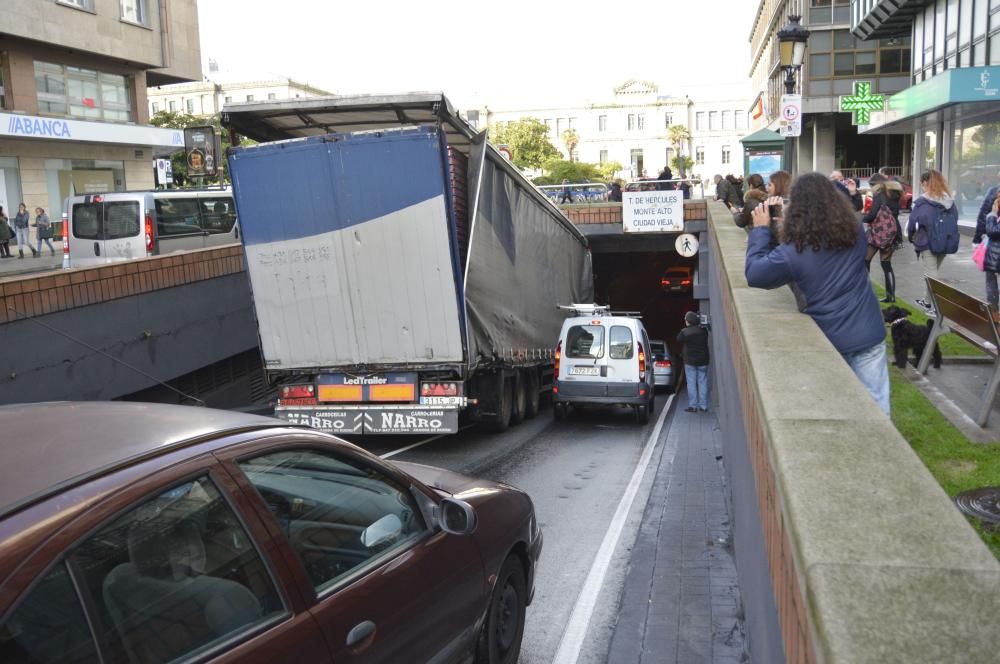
[510,373,527,426]
[489,375,513,433]
[525,370,540,419]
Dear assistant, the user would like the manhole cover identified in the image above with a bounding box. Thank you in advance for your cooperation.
[954,487,1000,524]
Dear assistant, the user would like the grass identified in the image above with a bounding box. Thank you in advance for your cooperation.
[872,282,985,357]
[889,368,1000,559]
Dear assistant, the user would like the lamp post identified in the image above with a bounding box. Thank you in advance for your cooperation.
[776,14,810,173]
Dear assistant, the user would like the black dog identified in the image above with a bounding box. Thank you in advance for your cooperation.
[883,305,941,369]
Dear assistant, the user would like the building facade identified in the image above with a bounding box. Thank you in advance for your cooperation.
[0,0,199,222]
[749,0,913,178]
[485,81,750,185]
[856,0,1000,225]
[147,78,332,118]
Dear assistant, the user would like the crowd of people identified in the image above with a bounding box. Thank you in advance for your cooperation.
[0,204,54,259]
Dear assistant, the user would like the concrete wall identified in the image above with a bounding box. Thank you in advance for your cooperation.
[0,245,257,403]
[707,200,1000,662]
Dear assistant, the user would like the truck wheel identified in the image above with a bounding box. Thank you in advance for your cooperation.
[525,371,540,419]
[510,373,527,426]
[489,376,513,433]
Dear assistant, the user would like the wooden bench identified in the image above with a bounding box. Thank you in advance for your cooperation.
[919,276,1000,426]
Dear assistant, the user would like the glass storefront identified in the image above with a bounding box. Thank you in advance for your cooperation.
[44,158,125,219]
[948,109,1000,224]
[0,157,23,218]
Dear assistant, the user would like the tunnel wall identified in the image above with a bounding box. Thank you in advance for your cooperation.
[707,201,1000,663]
[0,245,258,403]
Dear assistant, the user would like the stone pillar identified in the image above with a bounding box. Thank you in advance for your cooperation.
[812,116,836,175]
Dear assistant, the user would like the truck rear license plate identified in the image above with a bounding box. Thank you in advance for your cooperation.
[570,366,600,376]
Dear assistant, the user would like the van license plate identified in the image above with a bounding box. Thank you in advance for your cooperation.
[570,366,600,376]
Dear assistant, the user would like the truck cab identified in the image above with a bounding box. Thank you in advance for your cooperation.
[553,305,655,424]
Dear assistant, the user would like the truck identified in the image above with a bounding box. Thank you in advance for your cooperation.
[223,93,593,435]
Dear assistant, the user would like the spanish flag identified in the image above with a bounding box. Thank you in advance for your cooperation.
[751,95,767,122]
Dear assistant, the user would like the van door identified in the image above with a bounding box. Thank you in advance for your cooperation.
[561,323,608,396]
[200,196,239,247]
[101,199,144,261]
[606,323,639,398]
[154,197,207,252]
[69,198,143,266]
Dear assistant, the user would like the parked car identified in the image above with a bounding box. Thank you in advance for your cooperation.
[553,305,656,423]
[649,340,675,393]
[0,402,540,664]
[661,266,693,293]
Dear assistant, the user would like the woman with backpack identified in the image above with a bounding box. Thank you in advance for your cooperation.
[907,170,960,270]
[861,173,904,302]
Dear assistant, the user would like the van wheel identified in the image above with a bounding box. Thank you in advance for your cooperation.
[525,371,540,419]
[510,373,527,426]
[635,403,650,425]
[489,376,513,433]
[554,402,568,421]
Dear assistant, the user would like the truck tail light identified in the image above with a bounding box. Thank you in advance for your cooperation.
[281,385,315,399]
[420,382,459,397]
[145,211,155,254]
[638,342,646,379]
[555,341,562,375]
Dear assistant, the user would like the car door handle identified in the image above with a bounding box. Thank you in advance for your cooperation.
[346,620,376,649]
[93,241,100,256]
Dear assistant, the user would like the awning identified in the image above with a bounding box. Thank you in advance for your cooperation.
[861,65,1000,134]
[0,112,183,150]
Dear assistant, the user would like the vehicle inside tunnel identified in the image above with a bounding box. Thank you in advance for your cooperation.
[591,249,698,354]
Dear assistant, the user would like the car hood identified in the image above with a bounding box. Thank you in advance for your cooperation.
[393,461,512,501]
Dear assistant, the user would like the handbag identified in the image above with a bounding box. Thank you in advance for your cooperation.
[38,225,53,240]
[974,238,989,271]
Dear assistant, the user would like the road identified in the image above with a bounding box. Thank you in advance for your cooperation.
[348,398,676,664]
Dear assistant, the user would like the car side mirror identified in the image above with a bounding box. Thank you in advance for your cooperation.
[439,498,477,536]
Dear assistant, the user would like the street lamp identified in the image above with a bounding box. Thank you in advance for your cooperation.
[776,14,810,173]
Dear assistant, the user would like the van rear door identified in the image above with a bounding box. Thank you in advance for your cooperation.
[606,323,640,398]
[70,197,144,266]
[154,197,207,252]
[561,322,608,396]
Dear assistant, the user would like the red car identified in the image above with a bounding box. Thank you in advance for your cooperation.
[661,266,694,293]
[0,403,540,664]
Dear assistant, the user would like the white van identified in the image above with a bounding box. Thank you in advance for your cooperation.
[67,188,239,267]
[553,305,656,424]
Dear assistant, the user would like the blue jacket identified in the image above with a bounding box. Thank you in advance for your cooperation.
[744,222,885,355]
[907,194,959,254]
[973,185,999,244]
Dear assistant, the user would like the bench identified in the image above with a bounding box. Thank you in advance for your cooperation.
[919,276,1000,426]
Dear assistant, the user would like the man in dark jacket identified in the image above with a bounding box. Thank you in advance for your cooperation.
[657,166,675,191]
[676,311,710,413]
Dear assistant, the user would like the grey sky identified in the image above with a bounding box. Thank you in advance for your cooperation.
[198,0,758,109]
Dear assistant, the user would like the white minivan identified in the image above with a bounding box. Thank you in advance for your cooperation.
[553,305,656,424]
[67,188,239,267]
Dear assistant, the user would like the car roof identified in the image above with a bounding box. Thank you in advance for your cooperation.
[0,402,289,520]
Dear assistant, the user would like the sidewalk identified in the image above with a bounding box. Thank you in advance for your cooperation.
[606,396,747,663]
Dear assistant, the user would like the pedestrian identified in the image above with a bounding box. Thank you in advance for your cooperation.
[974,192,1000,315]
[726,175,745,208]
[0,206,12,258]
[745,173,766,194]
[33,207,56,257]
[657,166,675,191]
[845,177,864,211]
[907,169,959,270]
[713,174,731,205]
[767,170,791,204]
[861,173,904,302]
[559,179,573,204]
[732,187,769,230]
[745,172,890,415]
[676,311,710,413]
[608,181,623,202]
[13,203,35,258]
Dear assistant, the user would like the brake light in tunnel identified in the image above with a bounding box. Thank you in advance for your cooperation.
[281,385,315,399]
[681,279,692,286]
[555,341,562,375]
[638,342,646,379]
[145,211,155,254]
[420,382,459,397]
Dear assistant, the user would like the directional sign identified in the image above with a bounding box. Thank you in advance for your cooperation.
[840,81,885,125]
[779,94,802,138]
[675,233,699,257]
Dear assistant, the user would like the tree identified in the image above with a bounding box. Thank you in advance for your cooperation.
[667,124,692,177]
[597,161,624,181]
[532,159,603,185]
[488,118,561,170]
[561,128,580,161]
[670,156,695,179]
[149,110,252,186]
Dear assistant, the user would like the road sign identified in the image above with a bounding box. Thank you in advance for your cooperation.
[779,94,802,137]
[675,233,699,257]
[840,81,885,125]
[622,190,684,233]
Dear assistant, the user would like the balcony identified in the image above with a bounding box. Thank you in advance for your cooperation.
[851,0,930,40]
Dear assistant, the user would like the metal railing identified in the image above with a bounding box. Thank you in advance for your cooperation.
[840,166,909,182]
[623,178,705,200]
[537,183,610,204]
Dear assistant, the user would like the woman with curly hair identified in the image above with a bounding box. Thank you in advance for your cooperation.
[744,172,889,415]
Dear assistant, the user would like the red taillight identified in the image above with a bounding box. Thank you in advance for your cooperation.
[281,384,315,399]
[420,382,459,397]
[681,279,692,285]
[655,360,671,368]
[660,279,670,286]
[555,341,562,375]
[145,211,154,254]
[93,195,103,203]
[638,342,646,378]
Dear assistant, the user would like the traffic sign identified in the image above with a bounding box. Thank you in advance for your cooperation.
[779,94,802,138]
[675,233,699,257]
[840,81,885,125]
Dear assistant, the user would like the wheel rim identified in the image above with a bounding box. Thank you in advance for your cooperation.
[494,580,520,654]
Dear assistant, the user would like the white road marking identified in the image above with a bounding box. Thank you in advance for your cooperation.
[379,425,474,459]
[551,394,677,664]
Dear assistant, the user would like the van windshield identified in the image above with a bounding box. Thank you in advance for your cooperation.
[566,325,604,359]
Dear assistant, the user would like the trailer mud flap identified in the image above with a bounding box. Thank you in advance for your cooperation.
[276,408,458,435]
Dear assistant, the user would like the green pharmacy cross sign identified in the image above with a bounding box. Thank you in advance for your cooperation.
[840,81,885,125]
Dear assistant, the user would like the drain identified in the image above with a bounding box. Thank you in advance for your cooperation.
[954,487,1000,524]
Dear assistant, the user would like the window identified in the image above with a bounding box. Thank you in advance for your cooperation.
[735,110,747,130]
[722,146,731,164]
[566,325,605,359]
[0,562,99,662]
[69,476,284,664]
[568,117,576,129]
[169,100,177,112]
[709,111,719,130]
[120,0,147,24]
[156,198,203,236]
[151,101,159,113]
[630,148,644,177]
[628,114,636,130]
[637,113,645,130]
[267,92,276,100]
[0,56,6,109]
[185,98,194,113]
[58,0,94,10]
[246,94,254,102]
[240,449,427,593]
[696,147,705,165]
[35,61,133,122]
[609,326,634,360]
[695,112,705,130]
[598,115,607,131]
[664,113,673,127]
[225,95,233,103]
[556,118,564,134]
[202,198,237,233]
